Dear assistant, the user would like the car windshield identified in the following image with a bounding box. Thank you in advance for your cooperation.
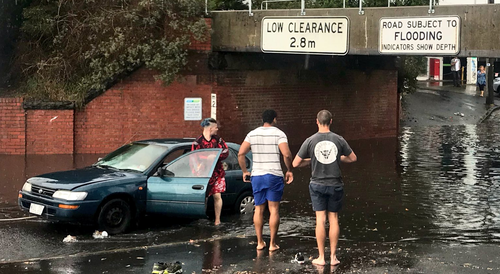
[94,143,168,172]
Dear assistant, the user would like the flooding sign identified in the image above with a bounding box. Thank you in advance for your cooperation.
[261,16,349,55]
[379,16,461,55]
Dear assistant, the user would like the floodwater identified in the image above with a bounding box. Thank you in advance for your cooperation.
[0,112,500,273]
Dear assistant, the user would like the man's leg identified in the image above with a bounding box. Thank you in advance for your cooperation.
[312,210,327,265]
[268,201,280,251]
[213,193,222,226]
[254,203,266,250]
[328,212,340,265]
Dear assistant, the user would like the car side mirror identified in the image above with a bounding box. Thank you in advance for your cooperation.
[165,169,175,177]
[156,167,174,177]
[157,167,165,177]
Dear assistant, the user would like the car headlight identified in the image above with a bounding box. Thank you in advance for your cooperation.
[22,182,32,192]
[52,190,88,201]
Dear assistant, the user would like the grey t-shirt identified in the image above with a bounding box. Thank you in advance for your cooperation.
[297,132,353,186]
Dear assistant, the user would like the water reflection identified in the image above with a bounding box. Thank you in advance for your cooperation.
[399,123,500,244]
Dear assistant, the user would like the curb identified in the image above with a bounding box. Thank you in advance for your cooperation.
[478,105,500,124]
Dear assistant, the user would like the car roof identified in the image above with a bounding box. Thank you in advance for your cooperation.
[133,138,241,150]
[133,138,196,146]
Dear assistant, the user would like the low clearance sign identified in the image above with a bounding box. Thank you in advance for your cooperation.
[379,16,461,55]
[261,16,349,55]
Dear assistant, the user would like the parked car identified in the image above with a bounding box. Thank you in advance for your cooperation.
[493,77,500,93]
[18,139,254,234]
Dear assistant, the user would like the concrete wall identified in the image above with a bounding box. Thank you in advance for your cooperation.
[211,5,500,57]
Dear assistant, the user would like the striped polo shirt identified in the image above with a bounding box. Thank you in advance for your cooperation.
[244,126,288,177]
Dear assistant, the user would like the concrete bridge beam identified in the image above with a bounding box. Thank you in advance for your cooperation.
[211,5,500,58]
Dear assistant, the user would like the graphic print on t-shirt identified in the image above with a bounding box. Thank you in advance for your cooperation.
[314,140,338,164]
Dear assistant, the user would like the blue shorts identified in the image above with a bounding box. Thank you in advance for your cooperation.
[309,183,343,212]
[251,174,284,206]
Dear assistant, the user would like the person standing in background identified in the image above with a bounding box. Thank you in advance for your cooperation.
[477,65,486,97]
[451,56,461,87]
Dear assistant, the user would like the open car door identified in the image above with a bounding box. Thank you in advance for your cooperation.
[146,148,222,218]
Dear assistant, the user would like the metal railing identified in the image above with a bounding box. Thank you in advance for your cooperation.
[200,0,439,17]
[261,0,295,10]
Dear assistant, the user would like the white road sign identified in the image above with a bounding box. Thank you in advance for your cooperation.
[379,16,461,55]
[261,16,349,55]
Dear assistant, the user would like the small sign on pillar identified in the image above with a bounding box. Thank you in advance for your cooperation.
[211,94,217,120]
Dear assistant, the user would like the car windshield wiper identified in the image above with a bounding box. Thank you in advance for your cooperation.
[95,164,118,170]
[118,168,142,173]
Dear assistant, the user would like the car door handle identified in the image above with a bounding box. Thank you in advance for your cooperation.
[192,185,204,190]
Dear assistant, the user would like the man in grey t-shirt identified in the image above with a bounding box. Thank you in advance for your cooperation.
[292,110,357,267]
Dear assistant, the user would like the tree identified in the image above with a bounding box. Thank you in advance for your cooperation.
[209,0,247,10]
[14,0,207,104]
[0,0,31,90]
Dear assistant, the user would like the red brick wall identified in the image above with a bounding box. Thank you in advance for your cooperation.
[75,68,212,154]
[215,69,398,145]
[26,110,74,154]
[0,98,25,155]
[0,55,398,155]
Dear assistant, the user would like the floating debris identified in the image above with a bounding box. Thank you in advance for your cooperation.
[62,235,77,243]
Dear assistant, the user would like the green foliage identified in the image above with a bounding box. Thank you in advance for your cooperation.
[398,56,427,94]
[15,0,207,104]
[209,0,247,10]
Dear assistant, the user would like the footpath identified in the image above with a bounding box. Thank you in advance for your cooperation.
[401,81,500,127]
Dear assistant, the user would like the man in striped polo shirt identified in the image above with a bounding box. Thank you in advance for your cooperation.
[238,109,294,252]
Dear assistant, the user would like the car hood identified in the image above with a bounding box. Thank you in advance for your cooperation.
[27,166,142,190]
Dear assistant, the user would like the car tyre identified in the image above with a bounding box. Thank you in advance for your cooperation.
[97,198,132,234]
[234,191,254,215]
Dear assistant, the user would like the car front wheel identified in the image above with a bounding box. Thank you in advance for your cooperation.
[235,192,254,215]
[97,198,132,234]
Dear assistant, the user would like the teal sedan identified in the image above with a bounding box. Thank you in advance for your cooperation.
[18,139,254,234]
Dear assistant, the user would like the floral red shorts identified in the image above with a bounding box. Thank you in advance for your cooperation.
[208,177,226,196]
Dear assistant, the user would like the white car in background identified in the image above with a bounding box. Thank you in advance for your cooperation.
[494,77,500,93]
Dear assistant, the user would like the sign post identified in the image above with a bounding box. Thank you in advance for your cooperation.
[379,16,460,55]
[261,16,349,55]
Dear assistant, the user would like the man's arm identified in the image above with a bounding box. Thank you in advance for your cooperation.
[293,156,311,168]
[278,142,293,184]
[340,151,357,163]
[238,141,251,182]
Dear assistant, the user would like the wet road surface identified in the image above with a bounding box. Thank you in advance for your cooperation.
[1,99,500,273]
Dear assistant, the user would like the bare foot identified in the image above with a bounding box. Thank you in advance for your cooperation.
[256,241,266,250]
[331,256,340,266]
[269,244,280,252]
[312,258,326,266]
[214,221,221,226]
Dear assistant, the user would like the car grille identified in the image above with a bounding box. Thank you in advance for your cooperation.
[31,185,56,198]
